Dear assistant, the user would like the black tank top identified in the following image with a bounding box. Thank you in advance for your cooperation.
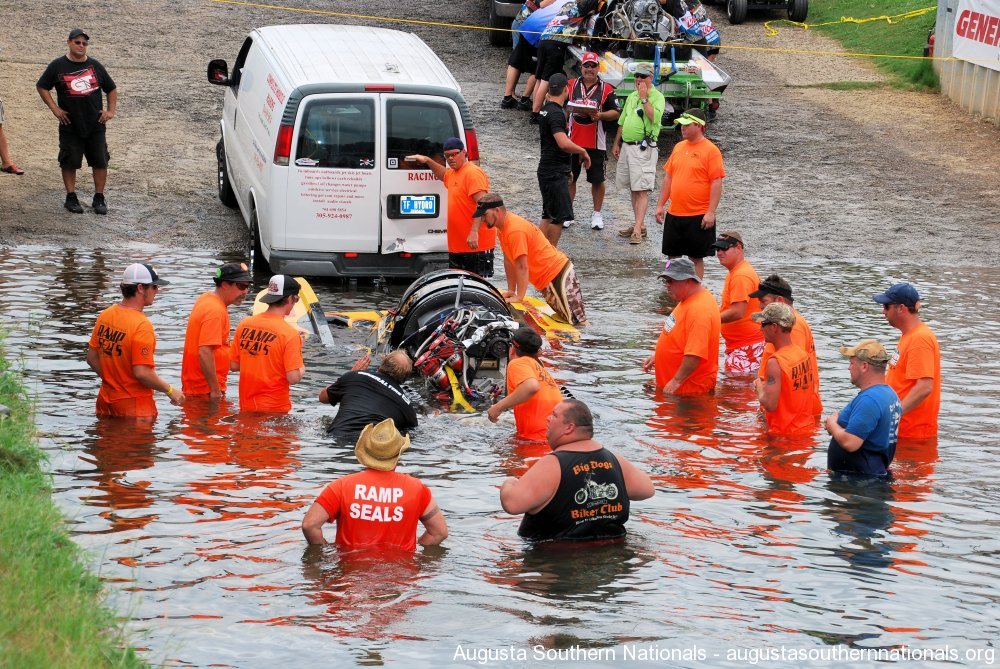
[518,448,630,542]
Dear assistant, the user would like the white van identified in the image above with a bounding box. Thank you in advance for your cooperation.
[208,24,481,277]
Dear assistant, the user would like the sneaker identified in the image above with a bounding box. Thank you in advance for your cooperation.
[92,193,108,215]
[590,211,604,230]
[500,95,517,109]
[517,96,533,111]
[618,226,647,238]
[64,192,84,214]
[562,219,575,229]
[529,112,540,125]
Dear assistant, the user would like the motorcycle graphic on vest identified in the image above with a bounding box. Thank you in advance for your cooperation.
[574,474,620,504]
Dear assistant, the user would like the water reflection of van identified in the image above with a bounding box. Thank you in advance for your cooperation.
[207,24,480,277]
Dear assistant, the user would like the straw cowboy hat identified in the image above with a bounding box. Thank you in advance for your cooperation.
[355,418,410,471]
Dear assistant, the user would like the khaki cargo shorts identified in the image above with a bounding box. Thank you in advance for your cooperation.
[616,141,658,192]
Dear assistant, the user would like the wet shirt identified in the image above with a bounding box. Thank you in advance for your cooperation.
[664,137,725,216]
[759,308,822,415]
[230,312,303,413]
[316,469,432,550]
[655,287,721,395]
[181,292,232,396]
[763,344,817,436]
[497,212,568,290]
[519,0,571,46]
[518,448,630,541]
[324,370,419,436]
[36,56,116,137]
[720,259,764,352]
[828,384,902,477]
[442,161,494,254]
[566,78,619,151]
[538,101,571,174]
[506,356,563,441]
[886,322,941,439]
[88,304,156,410]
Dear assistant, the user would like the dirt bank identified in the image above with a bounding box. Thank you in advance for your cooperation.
[1,1,998,265]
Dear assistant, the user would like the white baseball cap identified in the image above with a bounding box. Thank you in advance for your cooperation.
[121,263,170,286]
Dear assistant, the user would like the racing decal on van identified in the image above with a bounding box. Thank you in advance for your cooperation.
[295,158,319,167]
[359,158,375,168]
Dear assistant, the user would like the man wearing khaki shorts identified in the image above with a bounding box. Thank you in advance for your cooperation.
[0,97,25,175]
[612,61,666,244]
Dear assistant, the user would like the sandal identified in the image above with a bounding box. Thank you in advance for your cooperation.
[1,164,24,175]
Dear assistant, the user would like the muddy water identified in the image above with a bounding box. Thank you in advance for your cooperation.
[1,246,997,667]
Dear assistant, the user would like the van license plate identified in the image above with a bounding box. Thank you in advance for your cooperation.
[399,195,437,216]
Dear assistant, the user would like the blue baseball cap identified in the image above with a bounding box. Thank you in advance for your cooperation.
[443,137,464,152]
[872,283,920,307]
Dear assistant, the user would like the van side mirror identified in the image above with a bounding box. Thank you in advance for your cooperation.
[208,59,231,86]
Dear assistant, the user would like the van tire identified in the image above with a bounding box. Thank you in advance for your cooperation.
[489,2,512,47]
[727,0,747,24]
[788,0,808,22]
[249,209,271,275]
[217,140,238,209]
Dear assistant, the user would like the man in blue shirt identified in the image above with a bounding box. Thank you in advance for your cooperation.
[824,339,902,478]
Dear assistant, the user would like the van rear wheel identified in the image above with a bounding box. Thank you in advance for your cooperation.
[788,0,808,22]
[488,2,512,47]
[217,140,238,209]
[249,209,271,275]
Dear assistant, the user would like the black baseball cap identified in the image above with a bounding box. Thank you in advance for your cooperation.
[472,197,504,218]
[749,277,793,301]
[216,262,252,283]
[68,29,89,41]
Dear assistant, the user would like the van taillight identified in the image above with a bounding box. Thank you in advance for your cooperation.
[274,124,293,166]
[345,253,359,258]
[465,130,480,162]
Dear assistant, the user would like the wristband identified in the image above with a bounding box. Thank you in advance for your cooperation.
[165,384,174,395]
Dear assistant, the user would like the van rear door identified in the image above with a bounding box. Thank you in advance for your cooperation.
[284,94,381,253]
[380,94,462,254]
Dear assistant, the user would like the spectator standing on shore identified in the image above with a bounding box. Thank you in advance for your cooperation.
[566,52,620,231]
[502,0,559,109]
[181,262,252,399]
[500,399,654,542]
[0,95,24,175]
[537,73,591,247]
[87,263,184,418]
[874,283,941,440]
[613,62,666,245]
[36,29,117,215]
[653,109,724,274]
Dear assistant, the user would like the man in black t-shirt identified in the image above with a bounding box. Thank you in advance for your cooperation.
[319,350,419,437]
[537,73,590,248]
[37,29,118,215]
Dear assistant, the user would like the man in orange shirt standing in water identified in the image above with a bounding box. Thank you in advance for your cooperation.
[301,418,448,549]
[477,193,587,325]
[712,231,765,375]
[407,137,494,276]
[87,263,184,417]
[488,327,563,441]
[752,303,817,436]
[642,258,720,395]
[230,275,305,413]
[874,283,941,440]
[181,262,252,399]
[751,274,822,415]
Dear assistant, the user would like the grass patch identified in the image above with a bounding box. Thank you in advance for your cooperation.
[0,347,147,668]
[789,0,939,88]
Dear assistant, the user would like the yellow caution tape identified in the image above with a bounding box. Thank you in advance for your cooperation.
[764,6,937,38]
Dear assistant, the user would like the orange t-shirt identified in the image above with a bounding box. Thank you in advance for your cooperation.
[89,304,157,416]
[720,259,764,352]
[315,469,432,550]
[181,292,232,396]
[506,355,563,441]
[230,312,304,413]
[759,308,822,415]
[763,344,817,436]
[443,161,494,253]
[655,287,721,395]
[497,213,568,290]
[887,322,941,438]
[664,137,725,216]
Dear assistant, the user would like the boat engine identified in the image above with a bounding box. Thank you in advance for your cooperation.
[385,270,519,407]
